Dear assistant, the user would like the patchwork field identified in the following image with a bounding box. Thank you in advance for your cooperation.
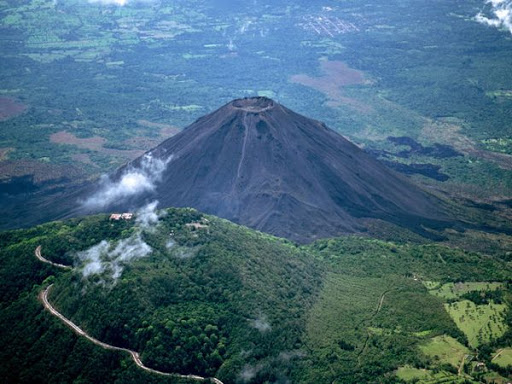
[290,60,371,112]
[50,131,144,160]
[396,365,476,384]
[424,281,509,348]
[396,366,431,381]
[1,0,512,235]
[425,282,504,301]
[482,371,511,384]
[445,300,508,348]
[419,335,470,368]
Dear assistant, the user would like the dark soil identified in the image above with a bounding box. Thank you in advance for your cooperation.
[388,136,461,159]
[69,97,454,243]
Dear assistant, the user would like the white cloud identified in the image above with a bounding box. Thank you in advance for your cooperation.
[136,200,163,229]
[476,0,512,34]
[172,248,195,259]
[250,314,272,333]
[239,364,261,383]
[110,232,152,279]
[77,232,152,281]
[80,240,110,277]
[82,153,172,210]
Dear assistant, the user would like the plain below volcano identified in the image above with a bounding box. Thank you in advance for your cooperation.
[67,97,454,243]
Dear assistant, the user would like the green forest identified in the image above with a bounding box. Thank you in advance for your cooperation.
[1,209,511,383]
[2,0,512,382]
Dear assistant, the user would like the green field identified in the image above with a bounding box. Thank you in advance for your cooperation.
[1,0,512,382]
[419,335,470,368]
[423,281,509,348]
[396,366,477,384]
[396,366,432,381]
[493,348,512,368]
[425,282,504,301]
[444,300,508,348]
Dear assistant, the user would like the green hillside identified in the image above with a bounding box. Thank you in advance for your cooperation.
[1,208,511,383]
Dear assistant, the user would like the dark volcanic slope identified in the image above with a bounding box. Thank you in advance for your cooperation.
[75,97,452,242]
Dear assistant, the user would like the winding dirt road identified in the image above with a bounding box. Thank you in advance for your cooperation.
[492,349,504,361]
[35,246,72,270]
[40,285,223,384]
[37,246,223,384]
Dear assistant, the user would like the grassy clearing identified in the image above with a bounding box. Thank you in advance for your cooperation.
[419,335,470,368]
[493,348,512,368]
[425,282,503,300]
[424,281,441,290]
[413,330,434,337]
[396,366,431,381]
[444,300,508,348]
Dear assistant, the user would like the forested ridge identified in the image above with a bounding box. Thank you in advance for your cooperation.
[1,209,511,383]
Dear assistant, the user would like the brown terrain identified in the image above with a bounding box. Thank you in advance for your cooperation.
[0,97,27,121]
[0,119,181,229]
[290,60,373,112]
[50,121,180,166]
[126,120,180,148]
[50,131,145,161]
[421,119,512,171]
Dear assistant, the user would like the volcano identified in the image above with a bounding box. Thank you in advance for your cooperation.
[69,97,452,242]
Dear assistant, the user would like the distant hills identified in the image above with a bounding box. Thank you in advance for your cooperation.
[62,97,454,243]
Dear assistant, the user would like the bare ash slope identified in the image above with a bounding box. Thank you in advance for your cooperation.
[112,97,452,242]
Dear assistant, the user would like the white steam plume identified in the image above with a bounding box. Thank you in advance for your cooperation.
[83,153,172,210]
[239,364,261,383]
[77,201,162,282]
[78,232,152,280]
[476,0,512,34]
[136,200,163,229]
[80,240,110,277]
